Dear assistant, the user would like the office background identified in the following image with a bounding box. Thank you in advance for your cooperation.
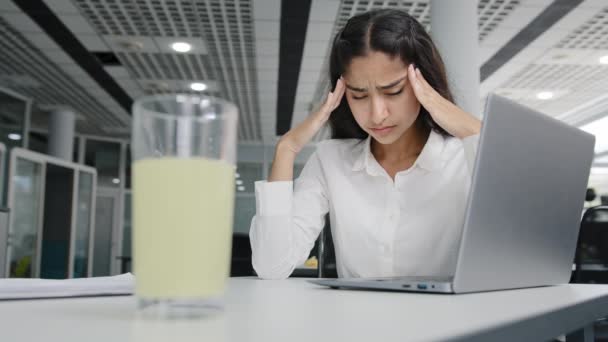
[0,0,607,278]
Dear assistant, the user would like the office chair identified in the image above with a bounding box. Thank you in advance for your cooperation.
[231,233,255,277]
[571,205,608,342]
[317,214,338,278]
[572,205,608,283]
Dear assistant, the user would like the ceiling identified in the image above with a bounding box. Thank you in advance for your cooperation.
[0,1,607,165]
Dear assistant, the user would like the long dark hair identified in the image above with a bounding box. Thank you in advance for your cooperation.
[328,9,453,139]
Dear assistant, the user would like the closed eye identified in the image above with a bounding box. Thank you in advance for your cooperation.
[387,88,403,96]
[351,87,403,100]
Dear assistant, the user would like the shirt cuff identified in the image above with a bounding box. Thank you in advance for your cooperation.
[254,180,293,216]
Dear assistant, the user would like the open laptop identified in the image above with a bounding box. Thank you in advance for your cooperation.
[309,94,596,294]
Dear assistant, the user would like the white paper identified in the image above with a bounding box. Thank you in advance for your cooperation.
[0,273,135,300]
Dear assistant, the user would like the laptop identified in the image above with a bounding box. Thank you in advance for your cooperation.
[309,93,596,294]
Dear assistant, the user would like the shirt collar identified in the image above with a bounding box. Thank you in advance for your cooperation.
[351,130,445,174]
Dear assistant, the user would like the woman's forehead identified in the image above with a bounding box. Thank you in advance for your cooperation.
[344,52,409,85]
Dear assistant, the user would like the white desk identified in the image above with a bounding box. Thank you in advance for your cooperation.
[1,278,608,342]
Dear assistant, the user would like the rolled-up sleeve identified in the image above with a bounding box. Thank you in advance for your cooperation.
[462,133,480,177]
[249,152,329,279]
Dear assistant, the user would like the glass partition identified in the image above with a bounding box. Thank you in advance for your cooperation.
[40,164,74,279]
[6,148,96,278]
[121,191,132,273]
[73,171,94,278]
[7,157,44,278]
[92,190,118,277]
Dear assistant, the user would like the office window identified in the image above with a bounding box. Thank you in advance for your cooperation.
[232,162,262,235]
[0,89,28,206]
[233,195,255,235]
[237,162,263,193]
[84,140,121,187]
[0,89,27,150]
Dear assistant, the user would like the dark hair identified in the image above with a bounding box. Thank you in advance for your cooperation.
[328,9,453,139]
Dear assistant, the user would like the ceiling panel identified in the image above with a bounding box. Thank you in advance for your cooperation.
[72,0,262,142]
[0,16,126,133]
[492,3,608,123]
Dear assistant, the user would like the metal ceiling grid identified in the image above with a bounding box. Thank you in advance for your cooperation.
[478,0,520,42]
[499,62,608,117]
[494,5,608,120]
[556,7,608,50]
[0,16,124,133]
[73,0,262,142]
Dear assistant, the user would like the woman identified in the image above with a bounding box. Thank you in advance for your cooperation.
[250,9,481,279]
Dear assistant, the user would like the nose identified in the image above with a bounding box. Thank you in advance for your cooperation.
[370,95,389,125]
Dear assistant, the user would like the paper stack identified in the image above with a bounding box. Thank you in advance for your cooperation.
[0,273,135,300]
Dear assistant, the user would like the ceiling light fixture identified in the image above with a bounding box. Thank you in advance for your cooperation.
[190,82,207,91]
[8,133,21,141]
[237,186,245,192]
[600,55,608,65]
[112,178,121,184]
[171,42,192,53]
[536,91,554,100]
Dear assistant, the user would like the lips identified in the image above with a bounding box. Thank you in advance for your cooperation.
[370,126,395,134]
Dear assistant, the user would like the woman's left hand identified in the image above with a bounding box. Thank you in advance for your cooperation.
[408,63,481,139]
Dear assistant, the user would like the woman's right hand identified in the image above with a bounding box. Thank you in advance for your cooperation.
[278,78,346,154]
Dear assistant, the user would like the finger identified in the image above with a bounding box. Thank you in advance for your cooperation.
[330,78,346,109]
[408,64,425,101]
[327,89,335,104]
[415,67,432,92]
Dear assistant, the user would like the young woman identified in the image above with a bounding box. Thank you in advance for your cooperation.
[250,9,482,279]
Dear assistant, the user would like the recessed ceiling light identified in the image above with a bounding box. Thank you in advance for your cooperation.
[536,91,554,100]
[599,55,608,65]
[171,42,192,53]
[235,172,240,178]
[236,179,243,185]
[237,186,245,191]
[112,178,121,184]
[8,133,21,141]
[190,82,207,91]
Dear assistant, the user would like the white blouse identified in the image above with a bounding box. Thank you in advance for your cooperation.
[249,130,480,279]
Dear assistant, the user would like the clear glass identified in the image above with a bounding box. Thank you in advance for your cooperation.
[131,94,238,319]
[73,171,94,278]
[8,158,44,278]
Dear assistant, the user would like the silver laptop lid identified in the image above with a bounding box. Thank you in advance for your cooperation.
[453,94,595,293]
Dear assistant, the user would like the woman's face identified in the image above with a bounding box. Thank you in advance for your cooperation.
[343,51,421,144]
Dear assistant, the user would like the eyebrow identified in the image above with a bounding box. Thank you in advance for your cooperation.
[345,75,407,92]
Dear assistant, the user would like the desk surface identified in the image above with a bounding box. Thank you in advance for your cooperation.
[2,278,608,342]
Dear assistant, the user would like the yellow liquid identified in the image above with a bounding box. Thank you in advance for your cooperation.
[132,158,235,298]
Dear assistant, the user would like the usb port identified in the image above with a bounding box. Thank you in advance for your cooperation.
[417,284,428,290]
